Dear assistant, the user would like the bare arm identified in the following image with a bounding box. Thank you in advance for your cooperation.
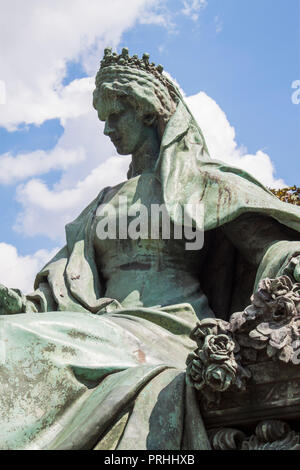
[0,285,39,315]
[222,213,300,280]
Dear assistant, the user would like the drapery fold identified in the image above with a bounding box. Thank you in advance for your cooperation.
[0,305,207,450]
[30,99,300,319]
[6,96,299,450]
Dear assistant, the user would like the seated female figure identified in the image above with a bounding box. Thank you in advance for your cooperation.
[0,48,300,450]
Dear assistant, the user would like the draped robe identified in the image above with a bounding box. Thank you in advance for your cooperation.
[1,100,300,450]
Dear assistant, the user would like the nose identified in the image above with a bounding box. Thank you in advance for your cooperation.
[104,120,114,137]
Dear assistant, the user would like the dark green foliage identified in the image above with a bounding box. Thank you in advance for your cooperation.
[271,186,300,206]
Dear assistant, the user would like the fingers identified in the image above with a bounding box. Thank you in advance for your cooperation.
[0,285,23,314]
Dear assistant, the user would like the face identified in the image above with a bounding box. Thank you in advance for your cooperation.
[95,93,149,156]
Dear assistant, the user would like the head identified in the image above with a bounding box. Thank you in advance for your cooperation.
[93,48,180,157]
[94,86,159,156]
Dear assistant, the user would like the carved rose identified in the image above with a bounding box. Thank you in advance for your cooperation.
[203,363,236,392]
[227,276,300,364]
[203,334,235,362]
[269,277,294,298]
[272,296,296,322]
[186,330,243,397]
[190,319,229,346]
[248,319,298,363]
[251,276,300,321]
[186,352,237,392]
[292,283,300,301]
[186,351,205,391]
[188,276,300,403]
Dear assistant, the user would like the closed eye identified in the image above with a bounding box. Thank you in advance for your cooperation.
[108,111,124,124]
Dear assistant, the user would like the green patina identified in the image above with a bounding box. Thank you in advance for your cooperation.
[0,48,299,449]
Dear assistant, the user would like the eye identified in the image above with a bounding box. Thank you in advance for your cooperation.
[110,111,124,122]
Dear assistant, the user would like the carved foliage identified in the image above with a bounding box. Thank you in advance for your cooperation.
[231,276,300,364]
[186,276,300,401]
[186,319,250,404]
[209,420,300,451]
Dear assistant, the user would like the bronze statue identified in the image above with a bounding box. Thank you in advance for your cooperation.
[0,48,300,450]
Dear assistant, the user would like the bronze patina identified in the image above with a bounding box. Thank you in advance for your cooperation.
[0,48,300,450]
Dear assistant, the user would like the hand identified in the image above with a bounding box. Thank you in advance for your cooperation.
[94,298,122,315]
[0,285,24,315]
[282,255,300,283]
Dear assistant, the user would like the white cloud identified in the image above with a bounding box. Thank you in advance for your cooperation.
[3,71,129,241]
[0,243,57,293]
[14,156,130,241]
[0,80,6,105]
[214,15,223,34]
[139,3,174,29]
[0,77,95,185]
[12,89,285,242]
[0,0,169,294]
[181,0,207,21]
[0,0,285,258]
[186,91,286,188]
[0,147,86,185]
[0,0,165,130]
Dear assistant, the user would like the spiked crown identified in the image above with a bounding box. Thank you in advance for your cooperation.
[98,47,180,99]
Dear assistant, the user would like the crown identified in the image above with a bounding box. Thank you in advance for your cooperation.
[99,47,180,98]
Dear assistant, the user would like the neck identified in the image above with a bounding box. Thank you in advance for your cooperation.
[130,129,160,177]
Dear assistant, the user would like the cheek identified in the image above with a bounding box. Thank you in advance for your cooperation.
[120,116,138,137]
[129,115,145,137]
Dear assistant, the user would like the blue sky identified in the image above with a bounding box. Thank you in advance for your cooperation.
[0,0,299,291]
[124,0,300,181]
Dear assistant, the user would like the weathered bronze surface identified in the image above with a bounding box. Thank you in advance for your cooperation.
[0,48,300,450]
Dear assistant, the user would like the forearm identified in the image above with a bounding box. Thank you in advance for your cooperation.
[0,286,39,315]
[254,240,300,289]
[222,213,299,267]
[0,280,58,315]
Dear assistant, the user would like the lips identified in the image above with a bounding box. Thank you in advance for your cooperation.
[111,136,121,146]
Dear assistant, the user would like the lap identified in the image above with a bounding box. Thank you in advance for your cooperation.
[0,306,196,449]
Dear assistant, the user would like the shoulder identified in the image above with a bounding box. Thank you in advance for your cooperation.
[66,186,112,234]
[100,175,144,203]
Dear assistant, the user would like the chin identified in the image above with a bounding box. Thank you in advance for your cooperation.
[115,147,131,156]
